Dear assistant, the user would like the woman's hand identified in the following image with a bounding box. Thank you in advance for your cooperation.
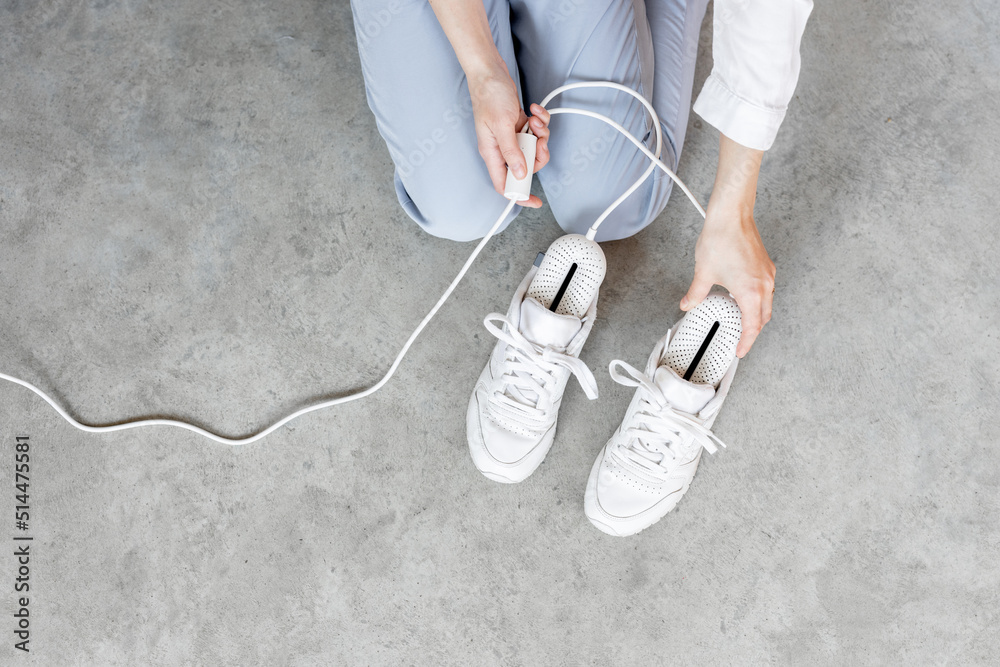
[428,0,550,207]
[468,63,551,208]
[681,134,775,357]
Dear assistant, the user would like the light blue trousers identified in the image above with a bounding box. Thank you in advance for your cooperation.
[351,0,709,242]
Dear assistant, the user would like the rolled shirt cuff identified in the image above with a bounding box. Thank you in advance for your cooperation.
[693,74,787,151]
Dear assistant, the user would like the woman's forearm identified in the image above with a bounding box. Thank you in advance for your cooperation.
[682,133,775,357]
[427,0,551,204]
[428,0,505,80]
[706,133,763,223]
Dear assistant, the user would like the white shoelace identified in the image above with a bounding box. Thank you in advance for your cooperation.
[482,313,598,428]
[607,359,726,475]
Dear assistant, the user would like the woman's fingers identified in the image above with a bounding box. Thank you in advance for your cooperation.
[477,137,509,195]
[529,103,550,126]
[734,291,763,358]
[528,104,551,172]
[762,276,774,325]
[495,125,527,180]
[730,270,774,357]
[528,116,549,142]
[529,117,549,171]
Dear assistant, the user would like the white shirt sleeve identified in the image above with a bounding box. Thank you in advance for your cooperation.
[692,0,813,151]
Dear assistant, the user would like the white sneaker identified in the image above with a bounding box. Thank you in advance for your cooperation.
[584,294,742,535]
[467,235,606,483]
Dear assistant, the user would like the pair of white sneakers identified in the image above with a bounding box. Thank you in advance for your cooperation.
[467,236,742,536]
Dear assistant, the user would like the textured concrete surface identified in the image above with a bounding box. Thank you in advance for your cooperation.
[1,0,998,664]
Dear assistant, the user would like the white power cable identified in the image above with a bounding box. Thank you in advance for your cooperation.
[0,81,707,446]
[531,81,707,237]
[0,198,517,446]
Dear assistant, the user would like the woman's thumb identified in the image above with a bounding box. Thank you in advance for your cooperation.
[680,274,713,311]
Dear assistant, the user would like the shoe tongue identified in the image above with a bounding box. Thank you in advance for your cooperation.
[653,365,716,414]
[518,297,582,349]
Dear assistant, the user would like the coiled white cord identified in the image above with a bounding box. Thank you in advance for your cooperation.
[0,81,707,446]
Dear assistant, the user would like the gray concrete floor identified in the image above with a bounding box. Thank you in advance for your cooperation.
[1,0,997,664]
